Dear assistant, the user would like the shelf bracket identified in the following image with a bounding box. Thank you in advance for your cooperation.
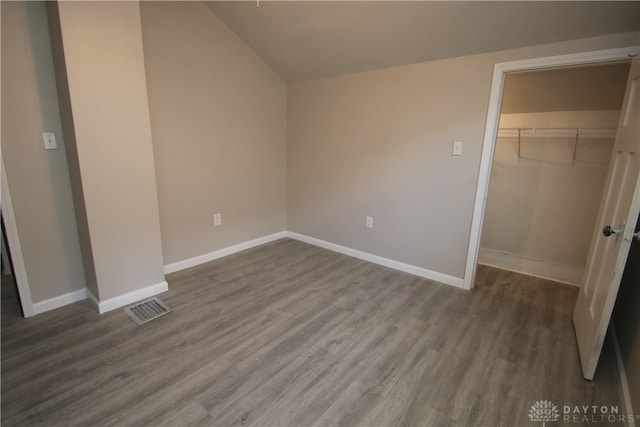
[572,128,580,164]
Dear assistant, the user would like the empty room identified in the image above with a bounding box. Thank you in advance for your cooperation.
[1,1,640,426]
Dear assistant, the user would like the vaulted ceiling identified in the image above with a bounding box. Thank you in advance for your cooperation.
[205,1,640,83]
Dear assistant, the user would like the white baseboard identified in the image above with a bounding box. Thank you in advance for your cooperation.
[31,229,465,316]
[286,232,465,289]
[611,326,637,427]
[478,248,583,286]
[163,231,288,274]
[87,280,169,314]
[29,232,287,316]
[32,288,87,315]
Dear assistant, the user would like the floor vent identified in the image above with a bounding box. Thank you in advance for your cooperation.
[124,297,172,325]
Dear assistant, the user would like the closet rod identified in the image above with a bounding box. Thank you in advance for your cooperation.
[498,127,616,133]
[498,127,617,163]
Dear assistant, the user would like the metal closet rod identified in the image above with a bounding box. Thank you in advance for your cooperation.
[497,127,617,163]
[498,127,616,132]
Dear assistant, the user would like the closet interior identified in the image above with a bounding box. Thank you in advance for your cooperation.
[479,61,631,285]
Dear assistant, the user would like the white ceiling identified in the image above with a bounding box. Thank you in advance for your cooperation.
[205,1,640,83]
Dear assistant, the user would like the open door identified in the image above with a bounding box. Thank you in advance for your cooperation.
[574,55,640,381]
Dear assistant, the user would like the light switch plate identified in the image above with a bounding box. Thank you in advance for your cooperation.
[366,216,373,229]
[452,141,463,156]
[43,132,57,150]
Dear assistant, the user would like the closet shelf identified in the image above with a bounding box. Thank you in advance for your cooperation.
[498,127,616,137]
[497,127,617,163]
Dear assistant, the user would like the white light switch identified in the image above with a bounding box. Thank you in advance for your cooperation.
[452,141,463,156]
[366,216,373,229]
[43,132,57,150]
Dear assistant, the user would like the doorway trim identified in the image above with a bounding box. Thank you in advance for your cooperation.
[463,46,640,290]
[1,157,35,317]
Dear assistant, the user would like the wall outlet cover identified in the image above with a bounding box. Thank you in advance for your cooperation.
[43,132,57,150]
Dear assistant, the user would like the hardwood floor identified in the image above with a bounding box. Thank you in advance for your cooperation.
[1,238,622,426]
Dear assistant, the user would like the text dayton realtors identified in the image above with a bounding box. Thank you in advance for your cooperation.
[563,405,638,424]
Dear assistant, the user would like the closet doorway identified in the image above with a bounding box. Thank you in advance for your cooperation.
[478,62,630,286]
[464,48,639,291]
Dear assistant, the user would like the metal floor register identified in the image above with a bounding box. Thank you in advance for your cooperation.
[124,297,172,325]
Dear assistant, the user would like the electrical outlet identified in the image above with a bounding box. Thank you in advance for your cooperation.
[214,213,222,226]
[43,132,57,150]
[366,216,373,229]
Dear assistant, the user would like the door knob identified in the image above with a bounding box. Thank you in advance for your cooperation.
[603,225,621,236]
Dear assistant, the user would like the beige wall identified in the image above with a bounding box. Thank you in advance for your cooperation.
[480,111,619,283]
[501,63,630,114]
[49,1,165,301]
[287,32,639,279]
[140,1,287,265]
[1,1,85,302]
[613,218,640,415]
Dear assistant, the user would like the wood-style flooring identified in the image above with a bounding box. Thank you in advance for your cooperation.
[1,238,622,426]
